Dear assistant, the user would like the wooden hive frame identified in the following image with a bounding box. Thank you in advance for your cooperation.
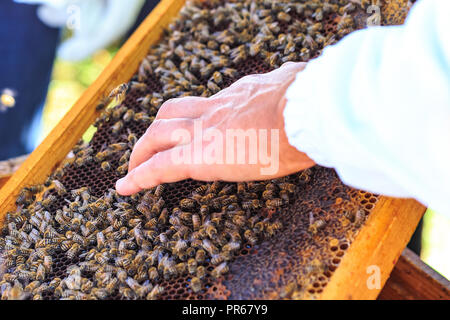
[0,0,427,299]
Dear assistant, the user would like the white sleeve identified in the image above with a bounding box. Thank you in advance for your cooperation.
[283,0,450,216]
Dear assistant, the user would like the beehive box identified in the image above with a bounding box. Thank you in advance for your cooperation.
[0,0,425,300]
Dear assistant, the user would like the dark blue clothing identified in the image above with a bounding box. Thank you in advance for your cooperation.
[0,0,159,161]
[0,1,59,160]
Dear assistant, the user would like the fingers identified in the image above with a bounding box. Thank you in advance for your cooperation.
[128,118,194,171]
[116,145,193,195]
[155,96,214,120]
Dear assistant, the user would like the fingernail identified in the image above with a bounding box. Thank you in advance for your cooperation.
[116,177,125,191]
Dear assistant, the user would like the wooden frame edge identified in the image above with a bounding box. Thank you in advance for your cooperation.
[0,1,429,301]
[379,247,450,300]
[319,197,426,299]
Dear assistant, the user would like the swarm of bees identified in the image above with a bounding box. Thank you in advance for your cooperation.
[0,0,377,300]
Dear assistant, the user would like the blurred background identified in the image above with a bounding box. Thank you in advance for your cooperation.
[0,0,448,280]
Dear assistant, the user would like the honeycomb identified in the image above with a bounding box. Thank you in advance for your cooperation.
[0,0,411,300]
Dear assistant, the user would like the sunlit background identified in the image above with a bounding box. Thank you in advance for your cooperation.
[36,47,450,280]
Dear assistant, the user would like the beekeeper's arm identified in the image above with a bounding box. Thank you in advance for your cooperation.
[116,0,450,217]
[284,0,450,215]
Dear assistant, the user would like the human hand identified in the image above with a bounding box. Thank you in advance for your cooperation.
[116,62,315,195]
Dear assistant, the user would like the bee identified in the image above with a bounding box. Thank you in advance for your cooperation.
[119,287,136,300]
[344,209,356,222]
[271,220,282,231]
[280,281,297,299]
[146,285,164,300]
[298,169,312,184]
[199,63,215,79]
[157,208,169,225]
[183,69,198,84]
[242,199,261,210]
[122,109,135,123]
[202,239,218,255]
[127,132,138,146]
[48,278,62,290]
[185,258,197,275]
[179,198,196,210]
[173,239,187,253]
[204,221,218,239]
[25,184,45,195]
[80,279,94,294]
[244,229,258,245]
[91,288,109,300]
[116,163,128,176]
[277,190,289,204]
[66,243,80,259]
[154,184,165,198]
[308,212,326,235]
[211,71,223,85]
[101,161,111,171]
[189,214,200,231]
[277,11,291,23]
[148,267,159,281]
[170,261,184,276]
[190,277,202,293]
[354,209,366,227]
[138,59,153,81]
[4,284,29,300]
[59,240,73,252]
[223,240,240,253]
[111,120,124,135]
[95,150,109,162]
[24,281,40,293]
[115,255,132,269]
[266,198,283,208]
[41,194,57,209]
[134,112,154,123]
[230,48,247,64]
[262,189,275,200]
[94,252,109,264]
[137,94,152,108]
[34,264,46,281]
[195,249,206,264]
[253,221,266,234]
[115,268,127,283]
[211,253,225,265]
[211,262,229,278]
[205,80,220,94]
[16,189,33,206]
[111,105,127,120]
[108,83,129,103]
[144,217,157,229]
[337,13,354,31]
[323,2,339,13]
[124,277,141,293]
[43,255,53,272]
[137,202,152,217]
[71,187,89,198]
[75,155,93,167]
[151,198,165,215]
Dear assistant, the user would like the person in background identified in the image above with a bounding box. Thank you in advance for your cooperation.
[0,0,159,160]
[115,0,449,254]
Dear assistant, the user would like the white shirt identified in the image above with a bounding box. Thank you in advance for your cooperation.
[284,0,450,217]
[15,0,145,61]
